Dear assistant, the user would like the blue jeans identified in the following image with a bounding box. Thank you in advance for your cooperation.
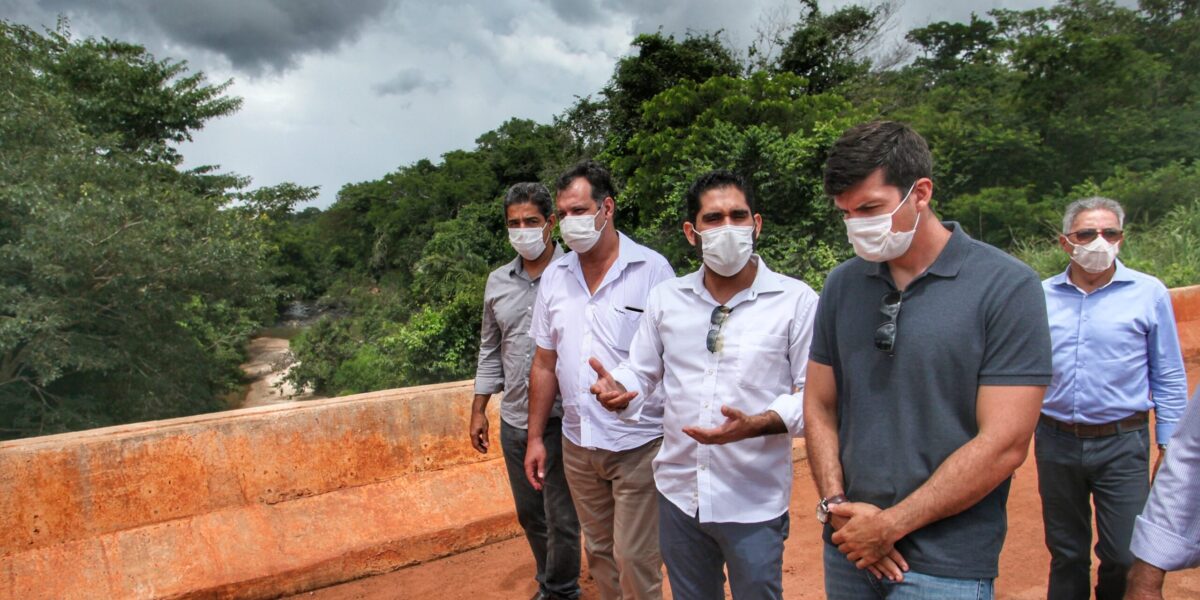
[501,418,581,599]
[823,543,994,599]
[658,492,789,600]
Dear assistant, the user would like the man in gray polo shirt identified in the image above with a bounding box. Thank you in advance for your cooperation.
[472,182,579,600]
[804,121,1053,598]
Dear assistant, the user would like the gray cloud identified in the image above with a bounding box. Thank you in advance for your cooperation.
[38,0,392,74]
[373,68,448,96]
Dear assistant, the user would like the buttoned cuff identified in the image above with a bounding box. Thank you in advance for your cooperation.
[767,392,804,437]
[611,366,646,425]
[1130,514,1200,571]
[473,378,504,396]
[1155,422,1177,445]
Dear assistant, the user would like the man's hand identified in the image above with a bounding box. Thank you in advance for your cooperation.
[683,406,782,445]
[828,504,908,582]
[588,357,637,412]
[469,410,489,453]
[1152,446,1165,483]
[830,502,903,569]
[1125,560,1166,600]
[524,437,547,491]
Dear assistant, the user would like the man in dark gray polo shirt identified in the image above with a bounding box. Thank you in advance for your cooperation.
[804,121,1053,599]
[471,182,579,600]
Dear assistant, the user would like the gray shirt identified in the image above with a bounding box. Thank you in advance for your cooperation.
[811,222,1052,579]
[474,245,565,429]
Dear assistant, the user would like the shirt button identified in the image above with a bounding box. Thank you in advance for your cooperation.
[699,464,706,471]
[705,369,714,375]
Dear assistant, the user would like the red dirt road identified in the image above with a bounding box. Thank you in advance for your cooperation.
[296,446,1200,599]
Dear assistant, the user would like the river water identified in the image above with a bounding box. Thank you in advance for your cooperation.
[233,305,327,409]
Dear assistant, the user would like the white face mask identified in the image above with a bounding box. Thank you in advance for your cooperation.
[844,182,920,263]
[697,224,755,277]
[560,209,608,254]
[1068,236,1120,273]
[508,223,549,261]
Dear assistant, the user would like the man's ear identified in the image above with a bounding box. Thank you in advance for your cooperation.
[753,213,763,238]
[683,221,698,246]
[913,178,934,212]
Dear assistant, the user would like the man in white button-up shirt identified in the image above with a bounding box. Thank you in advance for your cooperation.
[525,161,675,600]
[590,170,819,599]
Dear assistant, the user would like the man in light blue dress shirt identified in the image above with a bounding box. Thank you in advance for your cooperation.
[1038,197,1189,600]
[1125,386,1200,599]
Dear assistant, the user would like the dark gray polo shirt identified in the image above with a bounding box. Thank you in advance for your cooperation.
[811,222,1052,579]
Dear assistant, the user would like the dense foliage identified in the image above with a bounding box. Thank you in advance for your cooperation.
[5,0,1199,430]
[284,0,1199,398]
[0,22,299,438]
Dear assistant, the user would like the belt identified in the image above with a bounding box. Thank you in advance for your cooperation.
[1039,412,1148,438]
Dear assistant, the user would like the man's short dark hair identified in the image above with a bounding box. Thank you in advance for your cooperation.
[684,169,756,223]
[823,121,932,197]
[555,160,617,207]
[503,182,553,219]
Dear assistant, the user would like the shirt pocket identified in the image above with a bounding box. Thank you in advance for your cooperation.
[735,331,790,392]
[597,306,642,353]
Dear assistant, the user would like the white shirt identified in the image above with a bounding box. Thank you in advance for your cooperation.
[531,232,675,451]
[611,257,818,523]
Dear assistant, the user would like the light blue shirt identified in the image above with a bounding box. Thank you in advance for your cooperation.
[1130,387,1200,571]
[1042,260,1188,442]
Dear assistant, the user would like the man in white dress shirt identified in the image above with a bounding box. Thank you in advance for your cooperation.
[525,161,675,600]
[588,169,819,599]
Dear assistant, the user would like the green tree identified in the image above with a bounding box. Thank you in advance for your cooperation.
[0,21,272,438]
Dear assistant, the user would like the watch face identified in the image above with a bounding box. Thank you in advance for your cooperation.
[816,501,828,523]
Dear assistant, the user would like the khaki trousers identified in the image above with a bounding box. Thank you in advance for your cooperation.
[561,435,663,600]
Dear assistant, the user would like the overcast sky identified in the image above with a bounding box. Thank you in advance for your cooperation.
[2,0,1125,208]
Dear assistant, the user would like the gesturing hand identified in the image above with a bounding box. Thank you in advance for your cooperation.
[682,405,762,445]
[588,357,637,412]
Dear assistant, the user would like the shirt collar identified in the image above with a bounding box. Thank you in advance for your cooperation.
[559,231,645,275]
[1049,258,1134,290]
[866,221,970,281]
[509,243,565,280]
[687,255,782,303]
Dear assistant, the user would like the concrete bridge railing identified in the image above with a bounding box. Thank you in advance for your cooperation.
[0,381,518,599]
[1,285,1197,599]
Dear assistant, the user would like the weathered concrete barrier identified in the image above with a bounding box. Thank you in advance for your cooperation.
[0,381,519,599]
[0,286,1196,600]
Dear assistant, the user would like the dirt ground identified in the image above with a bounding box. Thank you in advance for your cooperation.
[294,446,1200,599]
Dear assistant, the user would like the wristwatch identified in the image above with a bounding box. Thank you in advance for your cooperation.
[816,494,847,524]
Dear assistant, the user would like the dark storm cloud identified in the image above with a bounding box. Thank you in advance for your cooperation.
[38,0,393,73]
[373,68,448,96]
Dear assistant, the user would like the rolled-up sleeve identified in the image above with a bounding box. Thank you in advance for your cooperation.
[767,287,818,437]
[1130,388,1200,571]
[473,277,505,395]
[1147,287,1187,442]
[612,289,665,424]
[531,269,556,351]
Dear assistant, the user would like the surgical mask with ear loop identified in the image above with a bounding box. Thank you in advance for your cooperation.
[1068,236,1120,273]
[844,182,920,263]
[508,222,550,261]
[560,208,609,254]
[697,225,756,277]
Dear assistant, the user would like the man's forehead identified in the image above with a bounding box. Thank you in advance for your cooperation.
[699,186,748,212]
[1072,208,1120,227]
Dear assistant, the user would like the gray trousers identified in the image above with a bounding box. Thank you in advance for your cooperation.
[501,418,581,599]
[1034,420,1150,600]
[658,492,789,600]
